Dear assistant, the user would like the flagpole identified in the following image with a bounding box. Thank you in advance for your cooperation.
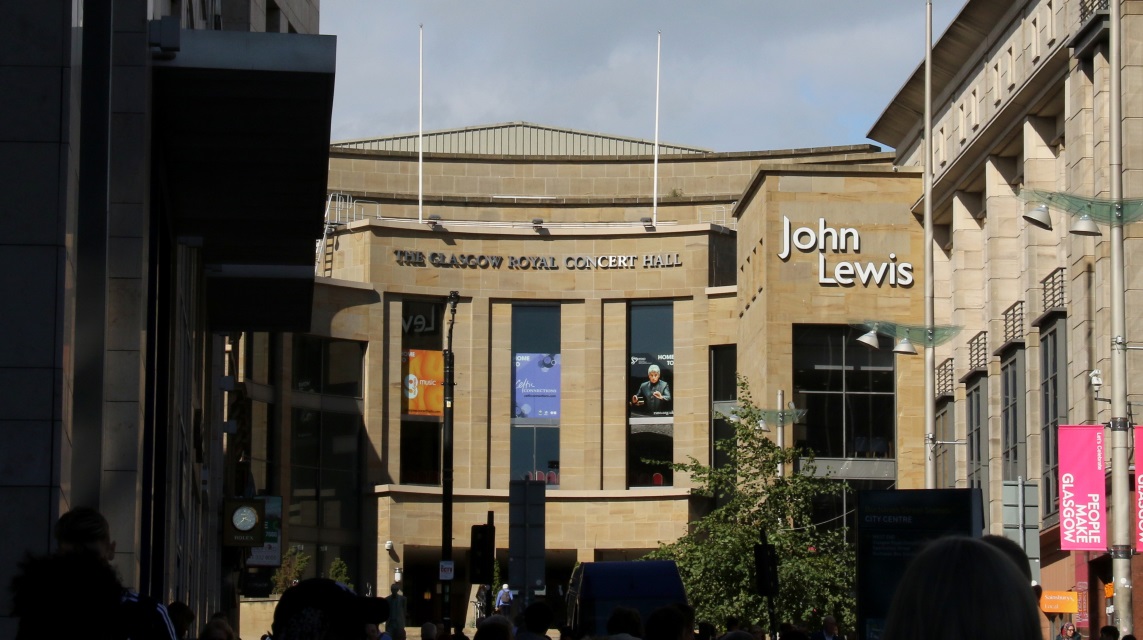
[418,24,424,224]
[652,31,661,227]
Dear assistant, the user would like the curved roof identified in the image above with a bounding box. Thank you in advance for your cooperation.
[332,121,712,156]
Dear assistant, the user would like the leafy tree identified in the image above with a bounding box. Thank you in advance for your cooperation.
[329,557,354,592]
[646,377,855,632]
[272,545,312,594]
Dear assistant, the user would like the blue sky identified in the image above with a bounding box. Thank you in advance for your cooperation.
[320,1,962,152]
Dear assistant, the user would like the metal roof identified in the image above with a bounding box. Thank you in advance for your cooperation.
[332,121,712,156]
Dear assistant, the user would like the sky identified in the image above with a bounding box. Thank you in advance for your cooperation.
[319,2,963,153]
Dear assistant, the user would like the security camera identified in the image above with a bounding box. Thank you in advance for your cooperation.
[1090,369,1103,394]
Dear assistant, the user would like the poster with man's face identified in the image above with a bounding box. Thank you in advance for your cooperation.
[628,352,674,418]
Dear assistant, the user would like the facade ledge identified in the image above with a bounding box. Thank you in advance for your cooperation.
[372,484,691,500]
[705,285,737,297]
[314,276,376,291]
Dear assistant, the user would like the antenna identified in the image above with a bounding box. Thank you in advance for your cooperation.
[652,31,661,227]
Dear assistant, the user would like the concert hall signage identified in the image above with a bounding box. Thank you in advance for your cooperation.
[777,216,914,287]
[393,250,683,270]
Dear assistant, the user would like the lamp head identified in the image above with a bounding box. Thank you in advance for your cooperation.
[1023,203,1052,230]
[1090,369,1103,394]
[1069,214,1101,236]
[857,329,881,349]
[893,336,918,355]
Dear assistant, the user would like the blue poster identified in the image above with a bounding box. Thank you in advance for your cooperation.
[513,353,561,421]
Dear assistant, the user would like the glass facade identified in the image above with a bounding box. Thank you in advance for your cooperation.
[628,302,675,487]
[1040,318,1066,520]
[792,325,895,459]
[511,305,562,485]
[400,299,445,485]
[1000,349,1026,481]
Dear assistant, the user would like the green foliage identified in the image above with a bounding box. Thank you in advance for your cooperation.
[272,545,312,594]
[329,557,354,592]
[646,377,856,632]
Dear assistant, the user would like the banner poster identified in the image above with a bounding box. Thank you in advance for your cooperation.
[1136,426,1143,552]
[513,353,561,420]
[402,349,444,417]
[628,352,674,419]
[247,496,282,567]
[1058,424,1106,551]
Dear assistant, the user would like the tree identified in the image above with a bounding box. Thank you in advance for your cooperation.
[646,377,855,631]
[329,557,354,592]
[272,545,312,594]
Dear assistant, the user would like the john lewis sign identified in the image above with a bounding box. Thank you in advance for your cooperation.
[777,216,913,287]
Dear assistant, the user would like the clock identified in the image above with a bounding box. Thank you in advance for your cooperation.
[232,505,259,532]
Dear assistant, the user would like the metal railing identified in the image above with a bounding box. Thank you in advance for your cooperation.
[937,358,955,396]
[1080,0,1109,23]
[1042,267,1066,311]
[1002,301,1024,343]
[968,332,989,370]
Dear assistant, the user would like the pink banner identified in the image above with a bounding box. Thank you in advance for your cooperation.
[1136,426,1143,552]
[1059,424,1106,551]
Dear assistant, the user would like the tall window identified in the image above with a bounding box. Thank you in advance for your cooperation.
[792,325,895,459]
[1040,319,1067,519]
[400,299,444,485]
[293,335,364,397]
[966,375,989,496]
[289,409,362,529]
[710,345,738,475]
[1001,349,1026,481]
[627,302,674,487]
[511,305,561,485]
[935,400,955,488]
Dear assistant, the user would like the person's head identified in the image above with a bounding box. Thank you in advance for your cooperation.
[423,622,439,640]
[644,604,690,640]
[1100,627,1120,640]
[394,629,408,640]
[391,583,402,596]
[821,616,838,635]
[167,601,194,639]
[647,365,661,382]
[1120,634,1134,640]
[882,537,1040,640]
[981,534,1042,599]
[11,550,125,639]
[725,617,740,633]
[476,615,513,640]
[749,624,765,640]
[1062,624,1077,636]
[55,507,115,561]
[721,633,755,640]
[524,602,555,634]
[366,623,382,640]
[199,619,238,640]
[272,578,389,640]
[697,622,717,640]
[607,606,643,638]
[502,583,510,591]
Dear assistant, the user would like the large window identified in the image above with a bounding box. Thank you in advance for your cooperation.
[511,305,561,485]
[1040,319,1067,519]
[289,408,361,529]
[1001,349,1026,481]
[935,399,955,488]
[966,375,988,498]
[710,345,738,474]
[627,302,674,487]
[792,325,895,459]
[293,335,364,397]
[400,299,444,485]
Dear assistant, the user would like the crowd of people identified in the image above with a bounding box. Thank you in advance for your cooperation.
[6,510,1118,640]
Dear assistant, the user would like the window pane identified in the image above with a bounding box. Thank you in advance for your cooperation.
[711,345,737,402]
[403,300,444,351]
[293,335,323,393]
[628,427,673,487]
[801,393,845,458]
[321,412,361,528]
[400,420,440,485]
[325,340,364,397]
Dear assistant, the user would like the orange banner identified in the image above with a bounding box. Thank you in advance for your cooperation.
[402,349,444,417]
[1040,591,1079,614]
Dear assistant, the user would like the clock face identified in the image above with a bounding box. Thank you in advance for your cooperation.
[232,505,259,532]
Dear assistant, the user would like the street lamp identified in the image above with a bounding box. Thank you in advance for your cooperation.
[441,290,460,635]
[854,320,962,487]
[1019,185,1142,631]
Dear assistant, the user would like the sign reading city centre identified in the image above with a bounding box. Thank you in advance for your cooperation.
[393,250,682,270]
[777,216,913,287]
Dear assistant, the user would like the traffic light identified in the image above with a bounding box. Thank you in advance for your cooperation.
[754,543,779,597]
[470,524,496,584]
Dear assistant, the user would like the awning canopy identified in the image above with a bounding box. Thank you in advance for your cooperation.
[152,29,336,332]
